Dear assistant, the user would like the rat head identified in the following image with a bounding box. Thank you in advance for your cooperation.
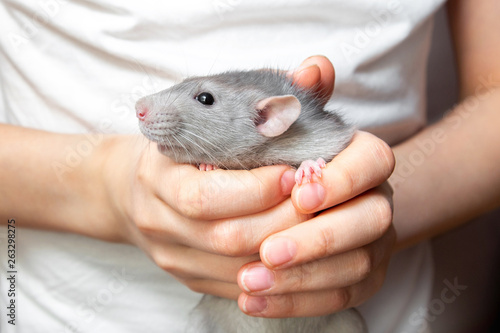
[136,71,302,168]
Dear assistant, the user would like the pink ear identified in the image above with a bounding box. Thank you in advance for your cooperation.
[256,95,301,137]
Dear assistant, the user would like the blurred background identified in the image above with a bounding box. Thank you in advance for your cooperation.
[426,6,500,333]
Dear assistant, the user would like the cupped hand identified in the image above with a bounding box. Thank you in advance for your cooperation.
[105,136,302,299]
[104,56,396,319]
[234,56,397,318]
[100,56,336,301]
[237,131,396,317]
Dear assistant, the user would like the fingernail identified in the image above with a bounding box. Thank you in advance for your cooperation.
[280,169,296,195]
[263,237,297,267]
[241,265,275,292]
[243,296,268,314]
[297,182,326,211]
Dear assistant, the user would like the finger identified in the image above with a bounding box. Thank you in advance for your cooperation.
[238,224,395,295]
[238,262,388,318]
[291,55,336,100]
[195,198,310,256]
[291,64,321,91]
[291,131,395,214]
[145,238,259,284]
[183,279,242,300]
[143,240,254,300]
[262,185,394,269]
[140,146,296,220]
[137,194,310,256]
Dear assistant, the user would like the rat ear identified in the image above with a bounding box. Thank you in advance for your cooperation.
[256,95,301,137]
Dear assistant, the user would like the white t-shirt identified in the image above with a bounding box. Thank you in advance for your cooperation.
[0,1,444,332]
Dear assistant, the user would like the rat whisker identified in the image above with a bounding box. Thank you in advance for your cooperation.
[180,127,221,150]
[170,133,195,163]
[176,132,229,169]
[179,128,235,169]
[185,122,256,170]
[160,134,182,162]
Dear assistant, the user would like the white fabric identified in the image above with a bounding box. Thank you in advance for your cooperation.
[0,0,445,332]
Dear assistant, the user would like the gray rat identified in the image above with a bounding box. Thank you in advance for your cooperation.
[136,70,364,333]
[136,69,354,185]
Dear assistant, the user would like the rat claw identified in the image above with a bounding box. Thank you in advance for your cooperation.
[295,158,327,185]
[312,158,326,178]
[199,163,218,171]
[295,168,304,185]
[317,157,326,169]
[303,166,312,180]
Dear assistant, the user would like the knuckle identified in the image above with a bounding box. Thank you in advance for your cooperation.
[176,178,208,219]
[370,194,393,233]
[315,224,337,257]
[286,263,315,292]
[372,266,387,293]
[131,206,174,239]
[276,294,297,316]
[331,288,351,312]
[354,248,375,282]
[254,179,267,210]
[257,181,277,212]
[135,154,160,191]
[135,160,150,186]
[152,250,178,274]
[264,294,300,317]
[134,216,152,235]
[371,137,396,176]
[131,208,155,235]
[185,280,205,294]
[386,224,397,246]
[338,163,357,197]
[209,221,248,256]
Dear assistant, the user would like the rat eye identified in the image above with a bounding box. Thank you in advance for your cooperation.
[196,92,214,105]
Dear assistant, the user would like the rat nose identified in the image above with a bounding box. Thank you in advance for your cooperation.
[135,99,149,121]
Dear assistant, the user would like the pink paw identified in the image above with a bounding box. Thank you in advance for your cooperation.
[295,158,327,185]
[199,163,218,171]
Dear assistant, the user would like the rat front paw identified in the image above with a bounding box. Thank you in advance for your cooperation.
[295,158,327,185]
[199,163,219,171]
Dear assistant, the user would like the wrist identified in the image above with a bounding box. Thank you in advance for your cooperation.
[50,133,130,242]
[97,134,147,244]
[48,132,142,243]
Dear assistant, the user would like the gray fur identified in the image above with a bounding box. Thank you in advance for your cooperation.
[185,295,367,333]
[136,70,354,169]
